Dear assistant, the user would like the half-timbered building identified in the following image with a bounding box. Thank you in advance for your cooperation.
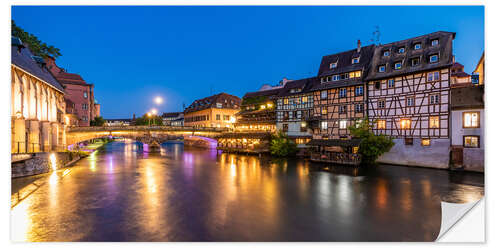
[365,31,455,168]
[275,77,318,148]
[305,42,374,164]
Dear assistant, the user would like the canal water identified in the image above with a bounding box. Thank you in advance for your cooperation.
[11,140,484,242]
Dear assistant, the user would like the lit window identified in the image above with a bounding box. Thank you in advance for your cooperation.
[321,107,327,115]
[427,71,440,81]
[284,99,289,105]
[378,65,386,72]
[430,54,439,63]
[411,57,420,66]
[302,96,308,103]
[463,112,479,128]
[464,136,479,148]
[354,71,361,78]
[388,79,395,88]
[320,121,328,130]
[383,50,390,57]
[414,43,422,50]
[421,138,430,146]
[398,47,405,54]
[352,57,360,64]
[321,90,328,99]
[394,61,402,70]
[355,119,362,128]
[378,100,385,108]
[400,119,411,129]
[260,105,266,109]
[339,88,347,98]
[406,97,415,106]
[429,94,440,104]
[431,39,439,46]
[429,116,439,128]
[355,86,364,96]
[330,62,337,69]
[377,120,386,129]
[339,120,347,129]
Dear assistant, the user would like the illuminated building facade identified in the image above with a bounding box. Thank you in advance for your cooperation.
[365,31,455,168]
[184,93,241,128]
[235,87,280,132]
[275,77,318,147]
[11,37,67,153]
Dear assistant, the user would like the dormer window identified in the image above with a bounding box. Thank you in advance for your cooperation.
[411,57,420,66]
[398,47,405,54]
[330,62,337,69]
[378,65,386,72]
[352,57,360,64]
[383,50,390,57]
[429,54,439,63]
[414,43,422,50]
[431,39,439,46]
[394,61,402,70]
[332,75,340,81]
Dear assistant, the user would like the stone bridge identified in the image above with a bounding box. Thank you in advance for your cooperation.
[66,126,228,149]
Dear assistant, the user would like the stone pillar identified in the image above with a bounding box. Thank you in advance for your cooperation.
[12,117,26,153]
[27,120,41,152]
[51,122,59,151]
[41,121,51,152]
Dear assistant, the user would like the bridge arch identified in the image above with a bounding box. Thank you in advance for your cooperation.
[66,126,227,149]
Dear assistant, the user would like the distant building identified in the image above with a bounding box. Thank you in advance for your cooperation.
[236,87,280,132]
[11,37,67,153]
[105,118,132,126]
[472,52,484,85]
[45,56,98,126]
[161,112,184,126]
[450,62,471,86]
[184,93,241,128]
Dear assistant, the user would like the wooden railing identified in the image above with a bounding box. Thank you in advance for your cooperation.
[310,152,362,165]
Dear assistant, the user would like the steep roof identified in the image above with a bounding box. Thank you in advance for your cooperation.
[365,31,456,81]
[276,77,320,97]
[184,92,241,113]
[317,44,375,77]
[11,37,65,93]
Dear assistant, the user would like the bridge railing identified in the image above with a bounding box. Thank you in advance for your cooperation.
[68,125,231,133]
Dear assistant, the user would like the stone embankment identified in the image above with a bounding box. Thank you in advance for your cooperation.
[11,151,87,178]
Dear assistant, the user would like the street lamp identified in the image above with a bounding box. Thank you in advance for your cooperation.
[147,112,152,126]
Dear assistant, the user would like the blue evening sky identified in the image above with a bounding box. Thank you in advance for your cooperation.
[12,6,484,118]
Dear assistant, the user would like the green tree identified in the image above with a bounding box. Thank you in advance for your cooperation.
[134,114,163,126]
[348,119,394,164]
[90,116,105,126]
[12,20,62,58]
[270,131,298,157]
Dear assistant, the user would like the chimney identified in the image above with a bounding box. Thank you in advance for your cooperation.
[357,39,361,53]
[133,114,136,120]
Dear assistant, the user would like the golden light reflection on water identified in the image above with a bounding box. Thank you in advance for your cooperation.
[11,196,33,242]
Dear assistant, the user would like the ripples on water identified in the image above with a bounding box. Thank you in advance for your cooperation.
[11,140,484,242]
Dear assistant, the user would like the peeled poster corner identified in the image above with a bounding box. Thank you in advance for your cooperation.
[436,198,484,242]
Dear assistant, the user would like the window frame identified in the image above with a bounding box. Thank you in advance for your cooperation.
[320,121,328,131]
[414,43,422,50]
[394,61,403,70]
[320,90,328,99]
[429,94,440,104]
[330,62,337,69]
[352,57,360,64]
[377,119,386,129]
[421,138,431,146]
[400,119,411,129]
[355,85,364,96]
[429,116,440,128]
[398,47,405,54]
[339,88,347,98]
[339,120,348,129]
[378,65,386,72]
[463,112,480,128]
[429,54,439,63]
[431,39,439,47]
[387,79,395,88]
[406,96,415,107]
[463,135,480,148]
[411,57,420,67]
[383,50,390,57]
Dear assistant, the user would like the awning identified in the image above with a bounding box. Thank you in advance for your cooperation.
[306,139,362,147]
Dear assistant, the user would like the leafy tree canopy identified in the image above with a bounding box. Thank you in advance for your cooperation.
[348,119,394,164]
[134,114,163,126]
[90,116,105,126]
[12,20,62,59]
[270,131,298,157]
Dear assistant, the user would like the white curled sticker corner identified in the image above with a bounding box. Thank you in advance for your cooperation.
[435,198,482,241]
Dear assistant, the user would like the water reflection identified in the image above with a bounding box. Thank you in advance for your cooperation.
[11,141,484,242]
